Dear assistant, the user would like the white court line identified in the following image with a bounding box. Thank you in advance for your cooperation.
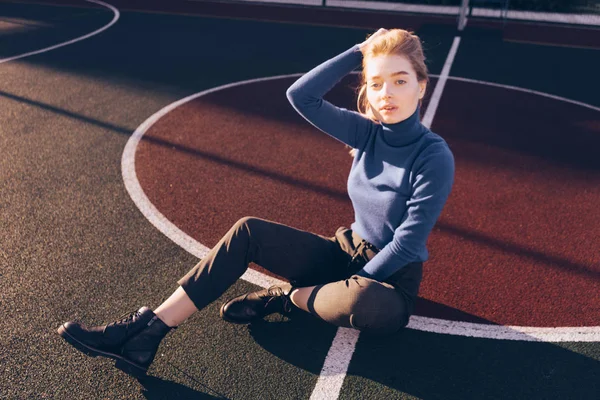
[205,0,600,26]
[122,70,600,400]
[121,75,302,288]
[448,76,600,112]
[422,36,461,128]
[409,316,600,342]
[328,0,600,26]
[327,0,460,15]
[0,0,119,65]
[309,328,361,400]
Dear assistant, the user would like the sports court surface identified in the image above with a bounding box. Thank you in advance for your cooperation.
[1,0,599,398]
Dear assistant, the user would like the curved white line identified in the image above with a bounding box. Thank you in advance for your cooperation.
[122,73,600,342]
[0,0,119,65]
[408,316,600,342]
[122,75,300,289]
[444,75,600,112]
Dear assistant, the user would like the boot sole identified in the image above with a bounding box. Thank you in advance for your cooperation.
[57,324,148,377]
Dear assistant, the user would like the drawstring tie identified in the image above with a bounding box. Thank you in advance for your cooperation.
[349,239,379,271]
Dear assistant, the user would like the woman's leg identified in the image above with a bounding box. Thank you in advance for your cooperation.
[153,221,424,332]
[289,286,315,311]
[57,217,349,376]
[292,261,423,335]
[292,276,411,336]
[175,216,351,315]
[154,287,198,327]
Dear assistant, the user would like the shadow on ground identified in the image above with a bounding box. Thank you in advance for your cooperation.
[138,375,227,400]
[249,306,600,400]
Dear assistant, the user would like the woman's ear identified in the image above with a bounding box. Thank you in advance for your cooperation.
[418,81,427,99]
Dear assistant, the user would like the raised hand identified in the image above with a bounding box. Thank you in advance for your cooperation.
[358,28,389,51]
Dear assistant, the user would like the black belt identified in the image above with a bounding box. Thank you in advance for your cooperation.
[348,239,423,287]
[349,239,422,289]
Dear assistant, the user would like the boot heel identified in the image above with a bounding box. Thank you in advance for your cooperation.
[115,359,147,377]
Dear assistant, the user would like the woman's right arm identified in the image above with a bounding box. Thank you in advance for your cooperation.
[286,45,374,149]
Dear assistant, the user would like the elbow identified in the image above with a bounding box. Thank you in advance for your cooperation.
[285,86,297,105]
[286,84,319,111]
[286,85,303,108]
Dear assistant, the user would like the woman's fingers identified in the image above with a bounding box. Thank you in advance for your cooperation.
[359,28,389,50]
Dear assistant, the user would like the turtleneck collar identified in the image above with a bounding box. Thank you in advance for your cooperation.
[380,105,428,147]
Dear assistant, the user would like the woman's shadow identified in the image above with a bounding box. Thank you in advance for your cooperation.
[137,375,229,400]
[248,298,600,400]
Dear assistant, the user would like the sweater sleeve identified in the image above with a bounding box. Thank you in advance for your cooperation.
[356,142,455,281]
[286,45,374,149]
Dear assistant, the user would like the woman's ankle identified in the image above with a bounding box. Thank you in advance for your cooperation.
[153,286,199,327]
[153,312,178,328]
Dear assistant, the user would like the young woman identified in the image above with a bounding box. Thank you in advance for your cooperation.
[57,28,455,377]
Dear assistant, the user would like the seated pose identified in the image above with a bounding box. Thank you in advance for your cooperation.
[57,28,455,377]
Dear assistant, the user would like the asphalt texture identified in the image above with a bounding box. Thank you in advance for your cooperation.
[1,1,599,399]
[0,6,374,399]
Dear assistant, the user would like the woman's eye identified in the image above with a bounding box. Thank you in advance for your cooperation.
[396,80,406,84]
[370,83,381,88]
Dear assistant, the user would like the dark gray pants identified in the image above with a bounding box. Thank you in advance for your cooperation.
[178,217,422,335]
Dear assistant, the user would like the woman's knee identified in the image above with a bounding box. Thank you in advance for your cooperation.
[230,216,265,238]
[234,216,258,229]
[346,278,408,335]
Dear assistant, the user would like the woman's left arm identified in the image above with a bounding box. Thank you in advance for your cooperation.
[286,45,373,149]
[357,142,455,281]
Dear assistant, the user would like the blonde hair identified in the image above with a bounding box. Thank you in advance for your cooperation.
[356,29,429,123]
[347,29,428,157]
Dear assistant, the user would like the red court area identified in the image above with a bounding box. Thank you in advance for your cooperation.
[135,76,600,327]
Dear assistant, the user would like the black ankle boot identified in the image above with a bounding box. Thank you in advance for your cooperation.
[220,285,294,324]
[57,307,175,377]
[117,315,173,376]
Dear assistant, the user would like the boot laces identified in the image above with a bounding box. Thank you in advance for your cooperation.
[105,310,141,332]
[261,286,292,314]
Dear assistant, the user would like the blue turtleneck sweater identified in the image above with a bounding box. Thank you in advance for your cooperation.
[286,45,455,281]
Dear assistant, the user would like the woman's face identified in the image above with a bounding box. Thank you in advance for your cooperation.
[364,54,426,124]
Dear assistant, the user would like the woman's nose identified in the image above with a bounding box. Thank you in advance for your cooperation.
[381,83,393,98]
